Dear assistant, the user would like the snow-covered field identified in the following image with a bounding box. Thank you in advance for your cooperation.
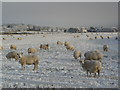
[0,32,118,88]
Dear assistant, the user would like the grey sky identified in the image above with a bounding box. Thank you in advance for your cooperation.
[2,2,118,28]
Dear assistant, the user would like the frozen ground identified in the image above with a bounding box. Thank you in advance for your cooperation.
[0,32,118,88]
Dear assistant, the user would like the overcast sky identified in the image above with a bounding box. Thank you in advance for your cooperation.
[2,2,118,28]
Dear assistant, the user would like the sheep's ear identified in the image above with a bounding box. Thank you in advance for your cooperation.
[21,52,23,55]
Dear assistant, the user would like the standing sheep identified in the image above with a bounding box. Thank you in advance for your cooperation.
[73,50,81,59]
[103,45,109,52]
[115,37,118,40]
[6,51,20,61]
[107,36,110,39]
[95,36,97,39]
[80,60,102,77]
[3,38,6,40]
[17,37,22,40]
[64,42,70,46]
[10,45,17,50]
[84,50,103,61]
[28,48,38,54]
[17,53,40,71]
[86,34,89,37]
[66,44,75,51]
[100,35,103,39]
[40,44,49,50]
[57,41,63,45]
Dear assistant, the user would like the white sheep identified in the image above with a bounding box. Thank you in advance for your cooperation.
[84,50,103,61]
[57,41,63,45]
[10,45,17,50]
[64,41,70,46]
[66,44,75,51]
[17,53,40,71]
[40,44,50,50]
[80,59,102,77]
[28,48,38,54]
[73,50,81,59]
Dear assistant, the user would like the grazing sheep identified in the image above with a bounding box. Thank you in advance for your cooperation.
[95,36,97,39]
[10,45,17,50]
[107,36,110,39]
[57,41,63,45]
[0,46,3,50]
[18,53,39,71]
[40,44,49,50]
[64,42,70,46]
[86,34,89,37]
[115,37,118,40]
[66,44,75,51]
[6,51,20,61]
[28,48,38,54]
[73,50,81,59]
[100,35,103,39]
[80,60,102,77]
[3,38,6,40]
[89,37,93,40]
[17,37,22,40]
[103,45,109,52]
[84,50,103,61]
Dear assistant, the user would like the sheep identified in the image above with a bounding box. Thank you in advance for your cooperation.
[84,50,103,61]
[103,45,109,52]
[3,38,6,40]
[86,34,89,37]
[10,45,17,50]
[73,50,81,59]
[40,44,49,50]
[100,35,103,39]
[115,37,118,40]
[89,37,93,40]
[57,41,63,45]
[17,53,39,71]
[17,37,22,40]
[107,36,110,39]
[79,59,102,77]
[6,51,20,61]
[66,44,75,51]
[64,41,70,46]
[95,36,97,39]
[0,46,3,50]
[28,48,38,54]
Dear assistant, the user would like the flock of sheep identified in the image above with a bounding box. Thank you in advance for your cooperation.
[0,33,118,78]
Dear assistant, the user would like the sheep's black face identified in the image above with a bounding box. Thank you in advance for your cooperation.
[17,53,23,58]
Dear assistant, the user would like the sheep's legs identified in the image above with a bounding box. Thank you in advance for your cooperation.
[21,64,25,70]
[33,63,38,71]
[98,70,100,76]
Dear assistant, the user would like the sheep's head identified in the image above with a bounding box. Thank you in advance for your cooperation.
[79,59,85,64]
[17,52,23,59]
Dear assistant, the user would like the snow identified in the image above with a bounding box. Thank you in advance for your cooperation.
[0,32,118,88]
